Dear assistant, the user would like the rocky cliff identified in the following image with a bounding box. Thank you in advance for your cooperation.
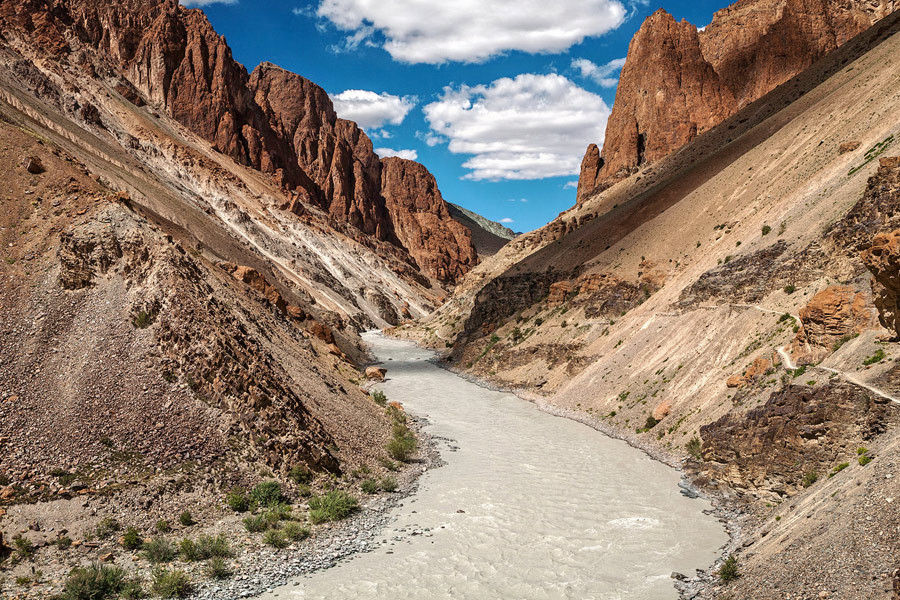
[0,0,476,283]
[577,0,897,202]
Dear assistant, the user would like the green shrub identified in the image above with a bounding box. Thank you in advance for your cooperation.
[296,483,312,498]
[829,462,850,477]
[378,457,399,471]
[206,557,232,580]
[264,503,293,526]
[155,520,171,534]
[142,537,176,564]
[60,563,144,600]
[761,225,771,236]
[262,529,288,549]
[718,555,740,582]
[360,479,379,494]
[801,471,818,488]
[95,517,121,540]
[55,535,73,550]
[150,568,192,599]
[308,490,359,524]
[783,284,796,294]
[178,511,194,527]
[863,349,885,365]
[12,534,34,558]
[832,333,858,351]
[857,446,869,455]
[370,390,388,407]
[386,423,417,462]
[282,522,311,542]
[242,514,268,533]
[226,488,250,513]
[250,481,285,508]
[122,527,144,551]
[859,454,873,466]
[179,535,231,562]
[289,465,313,485]
[380,476,398,492]
[686,437,703,460]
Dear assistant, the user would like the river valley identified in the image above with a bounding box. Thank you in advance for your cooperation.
[257,333,728,600]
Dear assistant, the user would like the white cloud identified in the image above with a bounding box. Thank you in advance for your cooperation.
[572,57,626,88]
[423,73,611,180]
[331,90,416,130]
[563,180,579,189]
[499,217,515,223]
[181,0,236,6]
[316,0,627,64]
[375,148,419,161]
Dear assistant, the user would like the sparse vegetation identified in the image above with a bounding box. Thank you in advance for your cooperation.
[179,535,231,562]
[55,535,73,550]
[226,488,250,512]
[289,464,313,485]
[95,517,121,540]
[178,511,194,527]
[155,520,171,534]
[829,462,850,477]
[380,476,398,492]
[370,390,388,407]
[250,481,285,508]
[761,225,771,236]
[783,284,796,294]
[59,563,144,600]
[282,522,311,542]
[718,555,740,582]
[308,490,359,524]
[242,514,268,533]
[12,534,34,558]
[386,421,417,462]
[206,557,232,580]
[142,537,176,564]
[863,349,885,365]
[122,527,144,551]
[361,479,379,494]
[801,471,818,488]
[832,332,859,351]
[686,436,703,460]
[262,528,289,549]
[151,568,192,599]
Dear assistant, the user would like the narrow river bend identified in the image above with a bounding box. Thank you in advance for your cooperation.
[261,333,727,599]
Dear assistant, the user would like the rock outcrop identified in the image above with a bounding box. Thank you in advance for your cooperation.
[0,0,476,283]
[380,158,477,283]
[576,0,896,201]
[791,286,876,364]
[862,230,900,337]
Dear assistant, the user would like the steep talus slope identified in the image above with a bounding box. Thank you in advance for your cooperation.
[577,0,897,200]
[397,9,900,598]
[0,0,477,284]
[447,202,517,257]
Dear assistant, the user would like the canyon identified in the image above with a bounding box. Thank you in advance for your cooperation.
[1,0,899,598]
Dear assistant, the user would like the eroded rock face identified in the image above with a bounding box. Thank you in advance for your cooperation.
[698,382,896,500]
[791,286,876,364]
[577,0,895,198]
[380,158,477,283]
[0,0,476,283]
[861,230,900,337]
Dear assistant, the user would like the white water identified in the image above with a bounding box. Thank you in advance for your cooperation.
[260,333,727,599]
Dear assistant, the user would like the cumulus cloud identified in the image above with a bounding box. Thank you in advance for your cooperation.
[316,0,627,64]
[572,57,627,87]
[423,73,610,180]
[563,180,579,189]
[181,0,236,6]
[499,218,515,223]
[331,90,416,130]
[375,148,419,161]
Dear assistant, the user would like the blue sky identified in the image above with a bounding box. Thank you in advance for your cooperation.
[185,0,731,231]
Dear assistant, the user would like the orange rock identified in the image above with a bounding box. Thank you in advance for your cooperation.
[839,141,861,154]
[726,375,744,388]
[365,367,387,381]
[547,281,575,306]
[791,286,876,364]
[310,322,334,344]
[880,156,900,169]
[651,400,671,421]
[727,356,773,388]
[861,229,900,337]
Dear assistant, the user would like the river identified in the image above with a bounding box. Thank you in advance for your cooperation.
[257,332,727,599]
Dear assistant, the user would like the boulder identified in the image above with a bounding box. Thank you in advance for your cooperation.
[365,367,387,381]
[23,156,44,174]
[838,141,861,154]
[651,400,671,421]
[861,230,900,337]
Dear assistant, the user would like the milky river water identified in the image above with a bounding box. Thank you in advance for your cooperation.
[260,333,727,599]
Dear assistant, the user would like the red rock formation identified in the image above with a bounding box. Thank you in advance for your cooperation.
[861,229,900,337]
[791,285,877,364]
[380,158,477,283]
[0,0,476,283]
[576,0,895,201]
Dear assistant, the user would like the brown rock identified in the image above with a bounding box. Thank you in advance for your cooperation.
[576,143,607,203]
[791,286,876,364]
[578,0,894,191]
[651,400,671,421]
[861,230,900,337]
[23,156,44,174]
[839,141,862,154]
[286,305,307,320]
[881,156,900,169]
[365,367,387,381]
[380,158,478,283]
[547,281,575,306]
[309,321,334,344]
[727,356,773,388]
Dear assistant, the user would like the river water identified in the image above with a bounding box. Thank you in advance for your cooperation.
[259,333,726,599]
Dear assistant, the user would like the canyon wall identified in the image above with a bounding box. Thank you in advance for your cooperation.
[577,0,897,202]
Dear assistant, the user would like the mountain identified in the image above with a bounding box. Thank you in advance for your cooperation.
[397,7,900,598]
[447,203,518,257]
[577,0,897,202]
